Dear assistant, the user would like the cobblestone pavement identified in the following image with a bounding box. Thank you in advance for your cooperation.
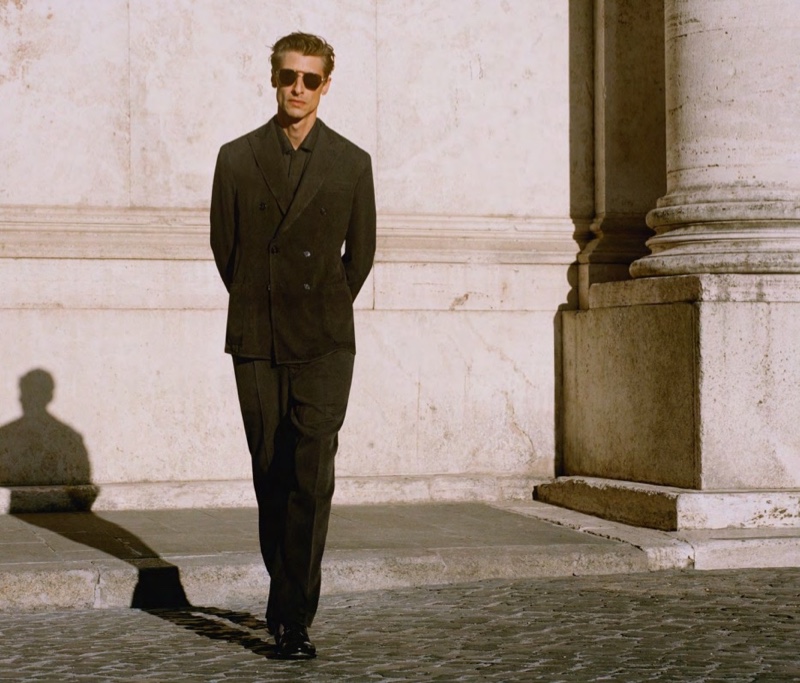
[2,568,799,682]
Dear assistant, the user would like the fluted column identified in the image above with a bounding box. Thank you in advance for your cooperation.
[631,0,800,277]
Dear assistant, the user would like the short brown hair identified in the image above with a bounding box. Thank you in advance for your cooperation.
[270,32,335,79]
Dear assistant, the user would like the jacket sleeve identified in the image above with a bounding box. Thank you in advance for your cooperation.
[209,144,237,292]
[342,157,377,301]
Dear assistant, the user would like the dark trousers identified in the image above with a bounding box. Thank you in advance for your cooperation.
[232,350,354,628]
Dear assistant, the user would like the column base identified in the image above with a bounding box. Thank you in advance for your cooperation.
[633,200,800,277]
[535,476,800,531]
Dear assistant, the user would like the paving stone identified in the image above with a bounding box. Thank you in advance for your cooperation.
[1,568,799,681]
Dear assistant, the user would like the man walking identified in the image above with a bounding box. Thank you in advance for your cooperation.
[210,32,376,659]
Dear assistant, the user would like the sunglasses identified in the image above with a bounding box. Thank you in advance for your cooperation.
[276,68,326,91]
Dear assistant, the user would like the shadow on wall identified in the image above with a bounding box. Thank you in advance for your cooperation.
[0,369,273,655]
[0,368,97,510]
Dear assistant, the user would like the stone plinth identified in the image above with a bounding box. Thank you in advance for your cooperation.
[551,2,800,531]
[559,275,800,505]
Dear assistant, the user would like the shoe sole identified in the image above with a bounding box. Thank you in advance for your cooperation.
[274,649,316,660]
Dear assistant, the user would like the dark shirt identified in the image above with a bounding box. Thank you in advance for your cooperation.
[275,120,320,208]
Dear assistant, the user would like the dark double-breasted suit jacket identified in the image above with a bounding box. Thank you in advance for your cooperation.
[210,117,376,364]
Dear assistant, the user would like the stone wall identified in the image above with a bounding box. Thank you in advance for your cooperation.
[0,0,594,509]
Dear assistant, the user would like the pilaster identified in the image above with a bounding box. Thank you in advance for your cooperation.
[577,0,665,307]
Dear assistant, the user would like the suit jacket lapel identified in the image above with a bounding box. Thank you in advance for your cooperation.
[248,119,290,215]
[277,121,343,235]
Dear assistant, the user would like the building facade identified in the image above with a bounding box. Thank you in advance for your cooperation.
[1,1,797,528]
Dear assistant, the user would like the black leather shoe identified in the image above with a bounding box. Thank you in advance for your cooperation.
[275,624,317,659]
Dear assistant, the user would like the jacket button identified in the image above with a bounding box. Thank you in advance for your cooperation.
[259,202,267,210]
[270,245,279,254]
[303,283,311,290]
[303,250,311,257]
[320,207,327,215]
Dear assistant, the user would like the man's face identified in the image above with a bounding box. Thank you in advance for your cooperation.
[273,51,330,123]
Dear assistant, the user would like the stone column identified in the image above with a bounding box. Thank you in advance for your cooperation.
[541,0,800,533]
[631,0,800,277]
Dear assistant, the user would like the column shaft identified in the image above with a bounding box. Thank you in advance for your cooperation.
[632,0,800,277]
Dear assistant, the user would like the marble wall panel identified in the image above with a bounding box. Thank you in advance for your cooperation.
[128,0,377,208]
[0,259,226,311]
[1,0,590,218]
[699,302,800,489]
[0,249,566,318]
[562,303,699,488]
[0,247,562,489]
[373,262,572,312]
[0,306,556,487]
[376,0,577,217]
[340,310,556,479]
[0,256,365,313]
[0,0,130,205]
[0,309,248,485]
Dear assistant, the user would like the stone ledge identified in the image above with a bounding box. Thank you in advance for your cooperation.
[0,544,650,611]
[0,474,541,513]
[534,476,800,531]
[0,206,581,265]
[0,503,651,611]
[0,260,569,311]
[495,501,694,571]
[679,534,800,571]
[589,273,800,309]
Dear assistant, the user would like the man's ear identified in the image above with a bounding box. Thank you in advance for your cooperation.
[322,76,332,95]
[270,71,277,88]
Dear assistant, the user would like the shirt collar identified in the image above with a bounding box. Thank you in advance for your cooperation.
[276,119,320,154]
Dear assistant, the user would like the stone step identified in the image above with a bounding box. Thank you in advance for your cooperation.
[2,501,799,611]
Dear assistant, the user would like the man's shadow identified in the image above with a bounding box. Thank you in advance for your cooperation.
[0,368,274,657]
